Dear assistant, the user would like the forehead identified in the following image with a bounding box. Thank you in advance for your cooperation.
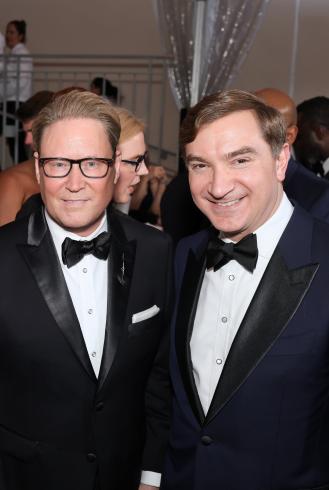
[189,110,267,151]
[40,118,111,156]
[120,131,145,154]
[7,23,18,33]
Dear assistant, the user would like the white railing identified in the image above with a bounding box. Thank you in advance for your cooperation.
[0,54,177,172]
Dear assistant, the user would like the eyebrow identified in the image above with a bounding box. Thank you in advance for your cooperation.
[186,146,258,164]
[226,146,258,159]
[185,154,210,164]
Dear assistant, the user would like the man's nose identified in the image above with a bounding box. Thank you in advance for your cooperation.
[65,164,85,191]
[208,167,234,198]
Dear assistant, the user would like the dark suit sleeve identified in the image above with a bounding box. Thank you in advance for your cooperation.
[142,234,173,473]
[0,460,7,489]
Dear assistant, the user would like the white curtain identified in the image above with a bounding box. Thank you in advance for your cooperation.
[154,0,270,109]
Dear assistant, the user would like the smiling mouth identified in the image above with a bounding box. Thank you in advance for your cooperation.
[211,198,243,207]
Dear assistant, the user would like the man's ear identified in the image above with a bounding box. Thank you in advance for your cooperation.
[276,142,290,182]
[113,149,121,184]
[34,151,41,184]
[286,124,298,146]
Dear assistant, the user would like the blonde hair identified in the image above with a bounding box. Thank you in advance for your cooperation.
[115,107,145,144]
[32,90,121,153]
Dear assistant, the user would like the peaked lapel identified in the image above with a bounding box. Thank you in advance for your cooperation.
[18,208,96,382]
[205,207,319,425]
[175,232,209,425]
[97,208,136,391]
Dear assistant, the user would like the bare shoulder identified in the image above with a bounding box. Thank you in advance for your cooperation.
[0,160,39,196]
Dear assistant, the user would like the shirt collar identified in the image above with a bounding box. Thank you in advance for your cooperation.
[322,157,329,176]
[45,210,108,265]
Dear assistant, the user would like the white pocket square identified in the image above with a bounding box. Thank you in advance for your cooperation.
[132,305,160,324]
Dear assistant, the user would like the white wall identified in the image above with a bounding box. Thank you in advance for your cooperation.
[233,0,329,103]
[2,0,328,170]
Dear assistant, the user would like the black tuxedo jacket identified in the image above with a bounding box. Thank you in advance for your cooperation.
[162,205,329,490]
[0,206,172,490]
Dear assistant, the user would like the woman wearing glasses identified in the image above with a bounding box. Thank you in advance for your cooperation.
[113,107,149,213]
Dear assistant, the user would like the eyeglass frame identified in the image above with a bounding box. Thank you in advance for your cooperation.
[38,156,115,179]
[121,151,149,172]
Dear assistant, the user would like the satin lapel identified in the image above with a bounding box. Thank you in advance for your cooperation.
[175,247,207,425]
[205,247,318,425]
[97,211,136,391]
[18,209,96,382]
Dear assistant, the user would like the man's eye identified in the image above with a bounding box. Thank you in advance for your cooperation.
[189,163,207,171]
[233,158,248,166]
[85,160,98,168]
[51,161,67,168]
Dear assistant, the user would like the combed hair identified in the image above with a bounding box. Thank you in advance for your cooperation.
[180,89,287,157]
[115,107,145,144]
[32,90,121,153]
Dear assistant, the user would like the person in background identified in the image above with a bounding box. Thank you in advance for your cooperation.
[113,107,149,213]
[0,20,33,163]
[255,88,329,223]
[0,90,172,490]
[0,91,54,226]
[0,31,4,55]
[130,164,169,228]
[294,96,329,177]
[90,77,118,104]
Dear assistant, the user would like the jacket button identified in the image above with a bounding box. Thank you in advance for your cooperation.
[87,452,97,462]
[201,435,213,446]
[96,401,104,411]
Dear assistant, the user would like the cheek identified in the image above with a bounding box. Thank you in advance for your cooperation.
[188,174,206,199]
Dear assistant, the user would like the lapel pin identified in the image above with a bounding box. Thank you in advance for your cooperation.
[117,252,126,286]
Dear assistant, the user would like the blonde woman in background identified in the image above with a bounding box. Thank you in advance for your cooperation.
[113,107,149,213]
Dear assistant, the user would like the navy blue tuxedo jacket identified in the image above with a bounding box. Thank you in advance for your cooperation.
[162,205,329,490]
[284,157,329,223]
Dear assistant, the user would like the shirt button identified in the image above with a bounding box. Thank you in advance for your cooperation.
[83,267,88,273]
[228,274,235,281]
[87,453,97,463]
[221,316,228,323]
[88,308,93,315]
[91,351,96,358]
[216,358,223,365]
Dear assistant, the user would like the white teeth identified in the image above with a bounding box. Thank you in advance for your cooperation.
[216,199,240,207]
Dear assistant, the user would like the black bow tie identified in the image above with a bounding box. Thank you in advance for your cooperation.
[206,233,258,273]
[62,231,111,268]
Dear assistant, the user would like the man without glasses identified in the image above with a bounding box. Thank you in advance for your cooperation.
[162,89,329,490]
[0,90,172,490]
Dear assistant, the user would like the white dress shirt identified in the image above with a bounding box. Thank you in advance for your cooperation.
[322,157,329,177]
[0,42,32,101]
[46,211,160,487]
[190,193,294,414]
[46,211,108,377]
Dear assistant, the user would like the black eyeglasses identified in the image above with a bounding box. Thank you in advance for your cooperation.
[39,157,115,178]
[121,151,149,172]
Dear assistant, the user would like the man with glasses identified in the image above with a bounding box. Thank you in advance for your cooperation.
[0,90,172,490]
